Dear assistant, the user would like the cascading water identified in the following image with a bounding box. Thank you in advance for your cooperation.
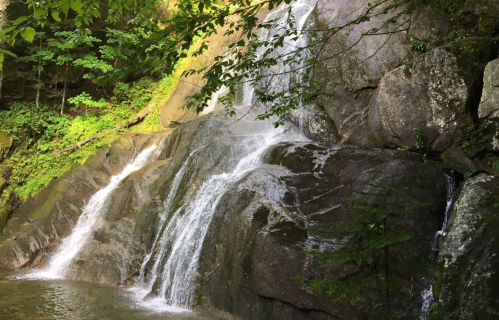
[132,127,293,311]
[420,173,456,319]
[242,0,316,111]
[132,0,317,311]
[38,145,159,279]
[136,156,193,286]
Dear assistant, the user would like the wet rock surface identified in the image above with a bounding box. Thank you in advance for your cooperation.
[0,135,142,269]
[197,142,447,320]
[35,112,283,284]
[479,59,499,120]
[436,174,499,319]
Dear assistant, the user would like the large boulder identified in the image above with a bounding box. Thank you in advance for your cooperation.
[197,143,448,320]
[479,59,499,120]
[311,0,451,146]
[369,38,493,151]
[435,174,499,319]
[466,0,499,17]
[478,59,499,152]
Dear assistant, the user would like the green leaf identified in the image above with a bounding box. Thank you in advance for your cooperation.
[51,10,62,22]
[13,16,28,26]
[70,0,82,12]
[59,0,70,20]
[20,27,36,43]
[0,49,18,58]
[8,31,19,46]
[0,27,15,37]
[34,8,47,18]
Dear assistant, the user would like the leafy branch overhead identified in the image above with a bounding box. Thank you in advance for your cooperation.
[1,0,479,124]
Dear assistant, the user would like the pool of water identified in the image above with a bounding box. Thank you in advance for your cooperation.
[0,269,218,320]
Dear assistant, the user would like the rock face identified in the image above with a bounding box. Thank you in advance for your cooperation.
[62,159,173,284]
[311,0,451,146]
[0,107,451,319]
[369,39,493,151]
[478,59,499,152]
[441,147,477,174]
[0,134,162,269]
[435,174,499,319]
[197,142,448,320]
[479,59,499,120]
[467,0,499,17]
[0,131,13,162]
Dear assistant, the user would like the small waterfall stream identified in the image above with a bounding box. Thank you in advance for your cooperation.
[420,173,456,319]
[39,145,159,279]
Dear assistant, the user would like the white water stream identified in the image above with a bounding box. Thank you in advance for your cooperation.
[18,0,317,313]
[31,145,159,279]
[130,0,318,311]
[132,127,293,311]
[420,173,456,319]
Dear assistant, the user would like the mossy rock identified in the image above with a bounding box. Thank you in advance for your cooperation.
[0,132,13,162]
[369,38,494,152]
[0,135,137,268]
[434,174,499,319]
[196,142,448,320]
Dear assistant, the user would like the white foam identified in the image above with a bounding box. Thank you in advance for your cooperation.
[127,287,191,314]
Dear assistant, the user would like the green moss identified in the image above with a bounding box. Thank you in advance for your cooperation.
[0,193,14,235]
[465,188,488,206]
[0,55,194,200]
[444,38,492,82]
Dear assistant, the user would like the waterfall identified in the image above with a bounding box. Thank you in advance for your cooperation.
[38,145,159,279]
[136,156,193,285]
[133,128,290,310]
[132,0,317,311]
[241,0,316,109]
[420,173,456,319]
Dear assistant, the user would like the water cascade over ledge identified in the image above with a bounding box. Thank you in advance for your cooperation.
[33,145,160,279]
[130,0,318,310]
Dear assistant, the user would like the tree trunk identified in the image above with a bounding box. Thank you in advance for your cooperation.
[0,0,9,101]
[61,61,68,115]
[35,39,42,108]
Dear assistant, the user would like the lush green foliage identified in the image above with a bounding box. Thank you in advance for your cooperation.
[458,123,490,152]
[180,0,481,126]
[296,181,431,319]
[0,73,176,198]
[3,0,492,126]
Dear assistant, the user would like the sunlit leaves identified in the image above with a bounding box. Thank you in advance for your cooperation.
[70,0,82,13]
[13,16,28,26]
[0,49,18,58]
[51,10,61,22]
[20,27,36,43]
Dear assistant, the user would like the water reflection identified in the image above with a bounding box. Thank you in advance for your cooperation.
[0,269,216,320]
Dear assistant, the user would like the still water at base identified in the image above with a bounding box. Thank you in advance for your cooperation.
[0,269,217,320]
